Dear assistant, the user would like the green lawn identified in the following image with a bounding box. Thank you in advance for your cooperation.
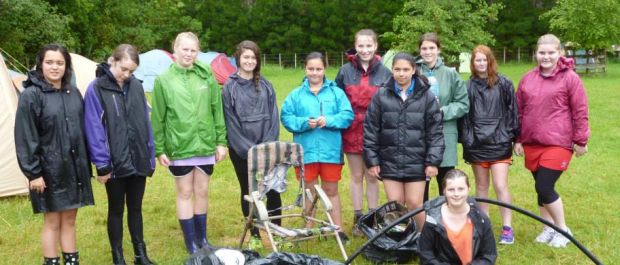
[1,63,618,264]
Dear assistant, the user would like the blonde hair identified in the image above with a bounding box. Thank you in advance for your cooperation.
[173,32,200,50]
[537,34,561,51]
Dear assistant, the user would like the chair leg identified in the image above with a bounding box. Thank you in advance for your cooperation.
[263,221,278,252]
[239,202,256,248]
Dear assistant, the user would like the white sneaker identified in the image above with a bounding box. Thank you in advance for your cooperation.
[534,227,556,244]
[548,227,572,248]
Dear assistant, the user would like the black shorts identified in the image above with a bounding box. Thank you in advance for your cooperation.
[380,176,426,183]
[169,165,214,177]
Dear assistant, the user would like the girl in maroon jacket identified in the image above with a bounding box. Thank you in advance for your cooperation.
[335,29,391,236]
[514,34,590,248]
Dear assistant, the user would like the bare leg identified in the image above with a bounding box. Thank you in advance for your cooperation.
[472,164,490,215]
[322,181,343,228]
[490,163,512,227]
[304,179,319,228]
[192,168,211,215]
[543,198,567,230]
[42,212,61,258]
[59,209,78,253]
[404,181,427,231]
[175,172,195,220]
[383,179,405,205]
[347,154,365,212]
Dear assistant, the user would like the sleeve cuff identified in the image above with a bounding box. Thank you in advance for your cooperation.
[96,165,113,176]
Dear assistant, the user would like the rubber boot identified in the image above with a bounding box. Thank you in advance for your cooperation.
[193,214,214,250]
[111,246,127,265]
[179,218,199,254]
[62,251,79,265]
[42,257,60,265]
[133,242,155,265]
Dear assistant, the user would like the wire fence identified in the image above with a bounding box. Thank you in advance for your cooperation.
[261,47,538,69]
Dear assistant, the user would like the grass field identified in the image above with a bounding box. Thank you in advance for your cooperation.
[1,62,618,264]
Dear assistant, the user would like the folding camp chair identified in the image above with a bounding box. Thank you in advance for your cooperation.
[238,141,348,260]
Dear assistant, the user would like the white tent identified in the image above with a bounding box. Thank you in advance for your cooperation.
[0,55,28,197]
[70,53,97,96]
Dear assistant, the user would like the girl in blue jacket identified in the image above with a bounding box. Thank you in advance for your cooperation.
[281,52,353,241]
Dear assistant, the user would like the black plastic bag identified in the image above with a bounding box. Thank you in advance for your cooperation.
[247,252,343,265]
[185,248,342,265]
[358,201,419,264]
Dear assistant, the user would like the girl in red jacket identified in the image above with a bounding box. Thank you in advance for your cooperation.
[514,34,590,248]
[335,29,391,235]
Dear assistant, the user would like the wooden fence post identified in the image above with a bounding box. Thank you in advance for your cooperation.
[503,47,506,64]
[294,53,297,69]
[518,47,521,63]
[278,53,282,68]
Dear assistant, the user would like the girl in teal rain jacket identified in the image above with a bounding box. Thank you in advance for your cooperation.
[281,52,353,241]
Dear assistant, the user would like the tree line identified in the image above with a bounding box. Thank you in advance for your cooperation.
[0,0,617,68]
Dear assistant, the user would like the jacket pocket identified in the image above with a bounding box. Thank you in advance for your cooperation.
[473,118,501,144]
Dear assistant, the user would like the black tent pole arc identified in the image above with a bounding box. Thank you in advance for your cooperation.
[344,197,603,265]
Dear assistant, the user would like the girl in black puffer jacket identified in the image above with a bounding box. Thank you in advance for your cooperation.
[363,52,444,230]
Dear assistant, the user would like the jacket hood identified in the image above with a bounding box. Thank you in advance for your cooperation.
[385,74,430,99]
[96,62,137,89]
[535,57,574,78]
[424,196,478,227]
[346,48,383,74]
[23,71,58,92]
[170,60,213,79]
[301,76,337,92]
[417,56,445,71]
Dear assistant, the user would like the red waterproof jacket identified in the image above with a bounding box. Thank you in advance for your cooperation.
[335,49,392,153]
[516,57,590,149]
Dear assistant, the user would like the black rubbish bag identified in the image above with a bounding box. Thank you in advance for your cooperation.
[359,201,419,264]
[246,252,344,265]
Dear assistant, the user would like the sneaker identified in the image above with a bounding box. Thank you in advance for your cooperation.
[548,227,572,248]
[498,226,515,245]
[337,231,350,245]
[248,236,263,251]
[535,227,556,244]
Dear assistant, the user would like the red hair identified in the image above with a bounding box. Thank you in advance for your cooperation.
[470,45,498,88]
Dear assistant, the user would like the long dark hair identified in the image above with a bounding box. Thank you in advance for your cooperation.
[35,44,73,89]
[234,40,262,88]
[392,52,428,84]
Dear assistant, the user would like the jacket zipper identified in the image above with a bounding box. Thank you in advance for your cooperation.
[112,94,120,116]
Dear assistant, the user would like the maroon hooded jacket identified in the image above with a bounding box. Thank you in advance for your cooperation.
[516,57,590,149]
[335,49,392,154]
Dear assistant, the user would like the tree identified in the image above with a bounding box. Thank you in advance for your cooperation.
[490,0,555,48]
[0,0,75,67]
[383,0,502,65]
[541,0,620,50]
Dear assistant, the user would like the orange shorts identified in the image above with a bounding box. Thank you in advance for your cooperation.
[523,145,573,172]
[295,163,343,182]
[472,158,513,169]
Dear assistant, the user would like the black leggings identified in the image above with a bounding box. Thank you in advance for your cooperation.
[230,148,282,230]
[423,166,454,202]
[532,167,563,206]
[105,175,147,249]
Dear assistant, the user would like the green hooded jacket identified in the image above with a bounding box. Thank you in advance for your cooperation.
[417,57,469,167]
[151,61,227,160]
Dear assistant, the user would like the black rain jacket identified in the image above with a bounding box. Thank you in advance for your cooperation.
[363,75,444,180]
[458,75,519,163]
[419,197,497,265]
[15,72,94,213]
